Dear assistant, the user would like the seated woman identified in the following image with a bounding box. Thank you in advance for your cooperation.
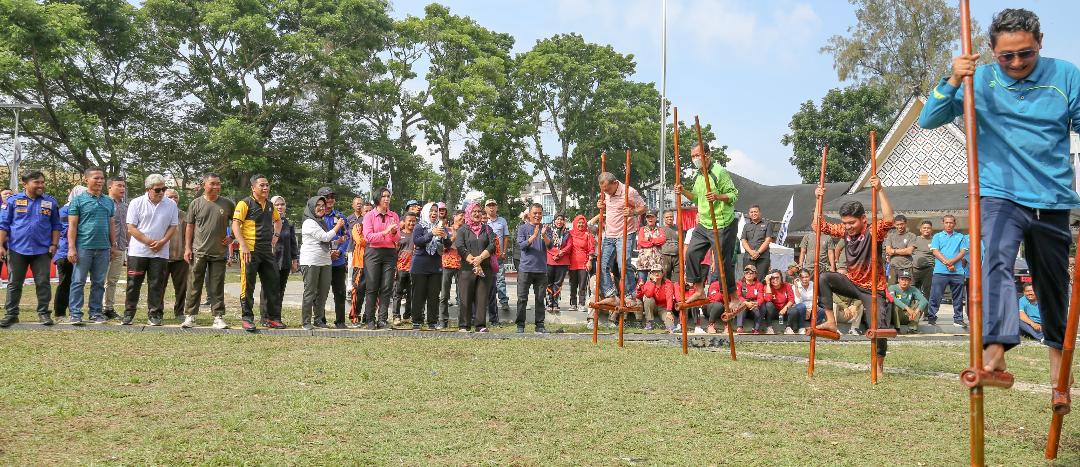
[1018,283,1044,343]
[635,266,677,332]
[761,269,795,335]
[732,264,765,333]
[792,269,822,334]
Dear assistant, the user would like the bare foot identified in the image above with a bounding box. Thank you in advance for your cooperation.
[598,296,618,306]
[876,357,885,376]
[982,343,1006,373]
[684,291,706,303]
[816,319,838,333]
[1049,347,1075,388]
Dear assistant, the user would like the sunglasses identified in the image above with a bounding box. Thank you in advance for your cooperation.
[151,187,166,193]
[995,49,1037,63]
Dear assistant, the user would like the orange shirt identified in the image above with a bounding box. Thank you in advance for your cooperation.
[350,223,366,268]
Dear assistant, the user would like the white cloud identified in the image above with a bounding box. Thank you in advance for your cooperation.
[673,0,821,60]
[725,148,765,181]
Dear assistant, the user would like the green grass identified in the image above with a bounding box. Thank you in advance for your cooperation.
[1,331,1078,465]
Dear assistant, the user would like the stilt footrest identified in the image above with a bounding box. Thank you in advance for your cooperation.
[807,328,841,341]
[616,306,642,313]
[1053,389,1072,415]
[588,303,618,312]
[960,368,1015,389]
[865,328,897,339]
[676,299,711,311]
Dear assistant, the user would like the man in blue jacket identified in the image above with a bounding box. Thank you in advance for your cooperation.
[918,8,1080,394]
[0,171,62,326]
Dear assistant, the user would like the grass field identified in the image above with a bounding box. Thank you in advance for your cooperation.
[1,330,1078,465]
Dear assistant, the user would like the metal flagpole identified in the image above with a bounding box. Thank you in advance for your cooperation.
[658,0,668,217]
[1,102,44,190]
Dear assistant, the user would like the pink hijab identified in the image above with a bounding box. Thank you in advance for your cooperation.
[465,202,484,236]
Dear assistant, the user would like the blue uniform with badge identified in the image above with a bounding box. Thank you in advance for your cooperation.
[0,192,62,255]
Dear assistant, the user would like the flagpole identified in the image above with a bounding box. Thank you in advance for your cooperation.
[658,0,668,217]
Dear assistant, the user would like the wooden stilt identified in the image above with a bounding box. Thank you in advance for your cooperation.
[808,146,829,378]
[590,152,607,345]
[694,116,735,361]
[1046,229,1080,459]
[957,1,985,465]
[671,107,689,354]
[617,148,634,348]
[869,130,881,385]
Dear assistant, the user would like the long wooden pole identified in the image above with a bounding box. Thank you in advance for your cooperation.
[618,149,631,348]
[1046,232,1080,458]
[958,1,985,465]
[694,116,735,361]
[869,131,881,385]
[593,151,607,345]
[673,108,688,355]
[808,146,828,378]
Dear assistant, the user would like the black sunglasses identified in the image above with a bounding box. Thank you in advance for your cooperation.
[151,187,166,193]
[995,49,1037,63]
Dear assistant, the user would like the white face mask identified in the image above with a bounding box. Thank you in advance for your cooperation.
[692,157,703,169]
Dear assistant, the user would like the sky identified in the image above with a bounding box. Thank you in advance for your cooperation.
[387,0,1080,186]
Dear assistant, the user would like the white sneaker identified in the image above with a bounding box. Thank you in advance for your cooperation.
[848,327,860,336]
[693,326,705,334]
[181,316,196,328]
[212,317,229,329]
[784,327,794,335]
[766,327,775,335]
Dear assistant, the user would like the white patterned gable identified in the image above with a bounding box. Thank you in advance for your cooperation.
[850,97,968,194]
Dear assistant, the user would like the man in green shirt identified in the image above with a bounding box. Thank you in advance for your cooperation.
[889,270,928,333]
[673,142,739,303]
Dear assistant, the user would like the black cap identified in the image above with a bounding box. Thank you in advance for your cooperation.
[317,187,334,197]
[899,270,913,279]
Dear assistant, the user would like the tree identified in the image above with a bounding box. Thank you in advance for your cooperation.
[822,0,987,106]
[781,83,895,183]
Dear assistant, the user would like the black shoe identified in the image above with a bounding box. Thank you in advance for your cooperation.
[412,324,421,330]
[54,312,66,318]
[121,314,134,326]
[516,326,525,334]
[334,322,348,329]
[313,321,329,329]
[103,309,120,320]
[954,320,968,328]
[148,315,163,326]
[535,326,547,334]
[365,321,377,330]
[499,304,510,315]
[259,318,269,328]
[927,318,937,326]
[0,314,18,327]
[302,323,314,330]
[38,314,54,326]
[376,321,389,330]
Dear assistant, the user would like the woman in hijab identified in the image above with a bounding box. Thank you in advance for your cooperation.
[410,202,450,330]
[454,202,496,332]
[567,214,595,313]
[298,196,345,329]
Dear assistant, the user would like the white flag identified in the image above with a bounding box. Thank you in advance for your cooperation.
[776,194,794,245]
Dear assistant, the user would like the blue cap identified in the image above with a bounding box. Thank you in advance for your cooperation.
[406,199,420,207]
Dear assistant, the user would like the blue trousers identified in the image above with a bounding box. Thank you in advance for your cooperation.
[1019,320,1045,342]
[69,248,111,320]
[928,273,966,322]
[599,233,637,298]
[981,197,1070,351]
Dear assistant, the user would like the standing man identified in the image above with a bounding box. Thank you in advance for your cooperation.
[798,231,832,276]
[927,214,969,327]
[123,175,178,326]
[232,174,284,331]
[485,199,511,320]
[164,189,189,319]
[181,173,234,329]
[740,205,774,275]
[516,203,550,333]
[911,220,936,300]
[595,173,647,307]
[102,176,127,320]
[673,142,739,304]
[318,188,350,328]
[884,214,917,284]
[919,8,1080,388]
[660,211,680,282]
[0,171,62,327]
[67,167,115,325]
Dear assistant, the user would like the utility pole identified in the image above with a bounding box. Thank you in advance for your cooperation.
[1,102,44,189]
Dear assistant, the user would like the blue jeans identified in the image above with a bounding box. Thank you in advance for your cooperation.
[794,302,825,328]
[928,273,966,322]
[495,264,509,307]
[599,233,637,298]
[69,248,111,320]
[1019,320,1045,342]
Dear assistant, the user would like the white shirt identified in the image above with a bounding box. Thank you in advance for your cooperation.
[795,281,814,307]
[299,218,338,266]
[126,194,179,259]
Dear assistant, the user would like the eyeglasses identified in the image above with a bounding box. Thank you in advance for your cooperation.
[151,187,166,193]
[995,49,1037,63]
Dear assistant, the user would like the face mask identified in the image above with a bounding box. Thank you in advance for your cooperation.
[692,158,703,169]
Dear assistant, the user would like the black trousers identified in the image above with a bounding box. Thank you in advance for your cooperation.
[330,264,347,325]
[241,251,280,321]
[568,269,589,307]
[5,252,52,316]
[54,257,73,317]
[516,271,546,327]
[817,271,890,356]
[743,253,771,279]
[125,256,168,319]
[685,223,737,294]
[363,248,396,325]
[439,267,459,325]
[393,270,411,320]
[410,272,440,326]
[545,265,568,309]
[166,259,189,318]
[458,269,492,329]
[260,268,290,321]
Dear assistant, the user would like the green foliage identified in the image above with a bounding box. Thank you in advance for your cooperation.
[781,83,896,183]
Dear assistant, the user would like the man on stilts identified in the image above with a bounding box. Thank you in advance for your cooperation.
[812,177,896,373]
[919,8,1080,407]
[674,143,739,305]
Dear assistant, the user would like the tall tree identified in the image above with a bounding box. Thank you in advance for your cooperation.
[822,0,987,105]
[781,83,895,183]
